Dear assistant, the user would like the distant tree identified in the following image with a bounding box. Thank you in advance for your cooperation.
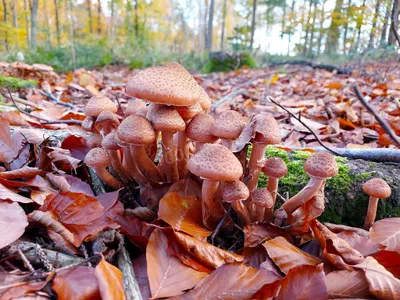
[54,0,61,47]
[388,0,399,45]
[249,0,258,52]
[368,0,381,49]
[206,0,215,52]
[220,0,227,50]
[325,0,343,55]
[2,0,8,52]
[30,0,39,50]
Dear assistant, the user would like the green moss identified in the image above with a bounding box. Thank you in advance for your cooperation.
[0,75,37,89]
[203,52,257,73]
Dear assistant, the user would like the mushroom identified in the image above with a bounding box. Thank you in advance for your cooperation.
[125,99,147,116]
[251,188,274,222]
[84,148,122,190]
[221,180,252,225]
[186,113,218,152]
[86,134,102,149]
[117,115,163,183]
[94,110,120,137]
[210,110,246,149]
[362,178,391,229]
[261,157,288,205]
[188,144,243,227]
[246,114,281,194]
[198,86,211,111]
[82,116,96,133]
[84,96,118,118]
[150,105,186,183]
[274,152,338,224]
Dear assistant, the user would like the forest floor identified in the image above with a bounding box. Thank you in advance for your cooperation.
[0,60,399,299]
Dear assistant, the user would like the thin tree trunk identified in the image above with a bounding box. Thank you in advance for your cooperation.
[352,0,366,53]
[307,0,318,57]
[2,0,8,52]
[30,0,39,50]
[54,0,61,47]
[204,0,209,52]
[67,0,77,69]
[43,2,52,47]
[24,0,30,46]
[281,0,287,42]
[10,0,18,48]
[205,0,214,52]
[342,0,352,54]
[302,0,313,56]
[389,0,400,45]
[317,0,327,55]
[97,0,102,35]
[249,0,258,52]
[380,0,392,46]
[220,0,227,51]
[87,0,93,34]
[110,0,115,44]
[368,0,381,49]
[325,0,344,55]
[287,0,295,56]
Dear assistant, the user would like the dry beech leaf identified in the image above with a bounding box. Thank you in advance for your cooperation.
[243,245,270,269]
[369,218,400,252]
[158,192,212,240]
[325,269,371,299]
[372,250,400,279]
[324,223,369,237]
[61,135,91,161]
[95,255,125,300]
[0,119,20,163]
[244,222,293,248]
[355,257,400,300]
[176,263,281,300]
[263,236,322,274]
[132,254,151,300]
[0,183,33,203]
[338,231,380,256]
[52,266,100,300]
[0,201,28,249]
[146,228,207,298]
[325,82,344,89]
[0,111,31,126]
[0,167,46,179]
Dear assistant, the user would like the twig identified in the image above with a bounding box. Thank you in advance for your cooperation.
[354,85,400,147]
[38,89,75,109]
[4,93,42,109]
[267,96,343,156]
[6,88,82,126]
[17,248,35,272]
[210,206,232,243]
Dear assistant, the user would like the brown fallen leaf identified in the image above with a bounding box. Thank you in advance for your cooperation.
[338,231,380,256]
[369,218,400,252]
[0,120,22,163]
[0,183,33,203]
[372,250,400,279]
[0,167,46,179]
[95,255,125,300]
[243,222,293,248]
[0,201,28,249]
[326,269,371,299]
[132,254,152,300]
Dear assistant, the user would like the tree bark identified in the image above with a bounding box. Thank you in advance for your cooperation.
[2,0,8,52]
[87,0,93,34]
[110,0,115,44]
[220,0,227,51]
[24,0,30,46]
[134,0,139,38]
[302,0,313,56]
[249,0,258,52]
[97,0,102,35]
[317,0,327,55]
[307,0,318,57]
[67,0,77,69]
[389,0,400,45]
[352,0,366,53]
[30,0,39,50]
[367,0,381,49]
[10,0,18,49]
[205,0,214,52]
[380,0,392,46]
[287,0,295,55]
[43,1,52,47]
[53,0,61,47]
[342,0,352,54]
[325,0,344,55]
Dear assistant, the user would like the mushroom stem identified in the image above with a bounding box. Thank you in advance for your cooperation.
[280,177,324,214]
[121,147,148,186]
[107,150,129,184]
[246,142,267,193]
[93,167,122,190]
[130,145,164,183]
[177,130,190,179]
[231,202,252,225]
[267,178,278,206]
[253,205,265,222]
[363,196,379,229]
[202,180,225,228]
[161,131,179,183]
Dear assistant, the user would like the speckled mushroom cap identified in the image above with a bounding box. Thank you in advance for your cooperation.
[221,180,249,203]
[117,115,156,145]
[102,132,121,151]
[125,99,147,116]
[187,144,243,181]
[198,87,211,110]
[85,96,118,117]
[363,178,391,199]
[253,114,281,144]
[186,114,218,143]
[304,152,338,179]
[262,157,288,179]
[176,102,202,119]
[95,110,120,132]
[210,110,246,140]
[82,116,95,132]
[10,62,33,70]
[151,106,186,132]
[32,63,54,72]
[126,62,200,106]
[84,147,111,168]
[252,188,273,208]
[86,134,102,149]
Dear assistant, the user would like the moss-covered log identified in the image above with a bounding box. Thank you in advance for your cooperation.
[259,147,400,227]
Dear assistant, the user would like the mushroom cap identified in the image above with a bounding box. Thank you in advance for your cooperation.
[10,62,33,70]
[32,63,54,72]
[210,110,246,140]
[253,114,281,144]
[86,134,102,149]
[117,115,156,145]
[125,99,147,116]
[151,106,186,132]
[82,116,96,132]
[186,114,218,143]
[363,178,391,199]
[94,110,120,132]
[176,102,202,119]
[304,152,338,179]
[102,132,121,151]
[126,62,200,106]
[85,96,118,117]
[262,157,288,179]
[252,188,274,208]
[221,180,249,203]
[84,147,111,168]
[198,87,211,110]
[187,144,243,181]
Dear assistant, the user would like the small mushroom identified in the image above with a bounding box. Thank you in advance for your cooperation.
[86,134,102,149]
[362,178,391,229]
[210,110,246,149]
[261,157,288,205]
[221,180,251,225]
[198,87,211,111]
[252,188,274,222]
[186,113,218,152]
[94,110,120,137]
[82,116,96,133]
[84,96,117,118]
[125,99,147,116]
[84,148,122,190]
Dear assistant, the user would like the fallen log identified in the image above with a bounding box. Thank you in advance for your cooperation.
[268,59,352,75]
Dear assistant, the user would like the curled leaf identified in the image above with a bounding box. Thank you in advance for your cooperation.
[369,218,400,252]
[95,255,125,300]
[0,201,28,249]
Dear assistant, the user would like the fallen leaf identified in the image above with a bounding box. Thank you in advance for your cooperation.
[0,183,33,203]
[244,222,293,247]
[372,250,400,279]
[325,82,344,89]
[0,167,45,179]
[338,231,380,256]
[0,273,54,300]
[0,119,20,163]
[369,218,400,252]
[61,135,91,161]
[95,255,125,300]
[326,269,371,299]
[0,201,28,249]
[132,254,151,300]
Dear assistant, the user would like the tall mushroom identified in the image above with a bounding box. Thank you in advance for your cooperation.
[362,178,391,229]
[210,110,246,149]
[221,180,252,225]
[188,144,243,228]
[261,157,288,205]
[252,188,274,222]
[84,148,122,190]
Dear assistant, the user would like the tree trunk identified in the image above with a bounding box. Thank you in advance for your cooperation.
[352,0,366,53]
[342,0,352,54]
[307,0,318,57]
[325,0,344,55]
[134,0,139,38]
[24,0,30,46]
[110,0,115,44]
[43,1,52,47]
[10,0,18,48]
[367,0,381,49]
[302,0,313,56]
[87,0,93,34]
[30,0,39,50]
[2,0,8,52]
[205,0,214,52]
[249,0,258,52]
[380,0,392,46]
[317,0,327,55]
[220,0,227,51]
[67,0,77,69]
[54,0,61,47]
[287,0,295,56]
[97,0,102,35]
[389,0,400,45]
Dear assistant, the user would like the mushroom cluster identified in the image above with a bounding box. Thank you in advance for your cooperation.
[81,62,392,231]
